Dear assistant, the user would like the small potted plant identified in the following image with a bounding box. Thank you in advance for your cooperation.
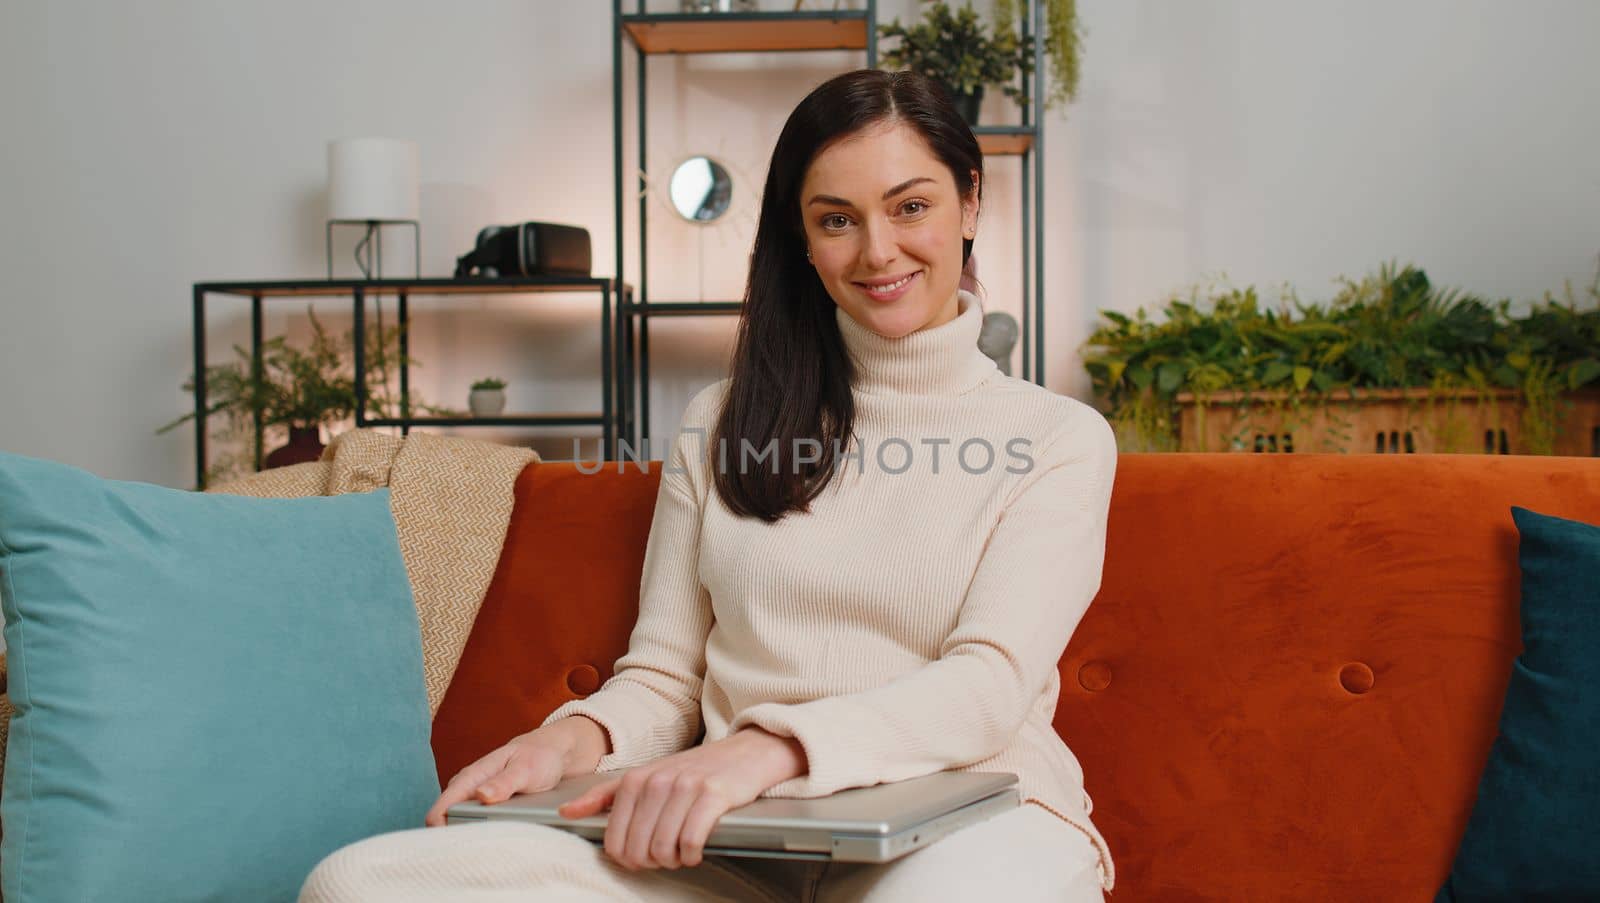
[469,378,508,417]
[878,0,1083,124]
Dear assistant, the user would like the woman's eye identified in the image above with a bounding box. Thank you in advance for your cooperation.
[901,201,927,216]
[821,214,850,230]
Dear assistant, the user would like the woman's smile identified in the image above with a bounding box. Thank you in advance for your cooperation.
[855,269,923,303]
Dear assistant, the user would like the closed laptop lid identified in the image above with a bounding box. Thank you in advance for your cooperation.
[448,770,1018,837]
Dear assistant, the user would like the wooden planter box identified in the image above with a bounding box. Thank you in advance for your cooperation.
[1175,388,1600,456]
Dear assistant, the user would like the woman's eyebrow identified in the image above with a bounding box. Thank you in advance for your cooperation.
[806,176,936,208]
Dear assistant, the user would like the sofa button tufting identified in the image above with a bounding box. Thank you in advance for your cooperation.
[1077,661,1113,692]
[565,665,601,697]
[1339,662,1375,694]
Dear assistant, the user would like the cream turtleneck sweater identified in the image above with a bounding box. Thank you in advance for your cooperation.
[543,290,1118,891]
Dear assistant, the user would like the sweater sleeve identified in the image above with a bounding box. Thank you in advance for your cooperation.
[540,383,724,771]
[729,409,1117,798]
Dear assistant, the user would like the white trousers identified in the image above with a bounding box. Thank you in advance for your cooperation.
[299,803,1105,902]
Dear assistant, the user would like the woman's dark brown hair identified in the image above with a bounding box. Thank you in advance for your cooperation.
[711,69,984,522]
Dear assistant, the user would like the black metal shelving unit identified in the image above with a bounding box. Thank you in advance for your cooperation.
[612,1,1049,448]
[190,276,626,488]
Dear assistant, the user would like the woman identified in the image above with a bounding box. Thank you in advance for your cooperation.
[301,68,1117,903]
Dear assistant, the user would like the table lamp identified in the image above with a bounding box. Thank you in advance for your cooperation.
[326,137,421,279]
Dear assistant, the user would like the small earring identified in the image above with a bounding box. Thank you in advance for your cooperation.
[805,248,813,262]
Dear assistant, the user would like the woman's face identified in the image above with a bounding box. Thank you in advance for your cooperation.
[799,119,979,339]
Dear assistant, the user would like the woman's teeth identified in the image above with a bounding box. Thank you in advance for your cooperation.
[863,273,915,296]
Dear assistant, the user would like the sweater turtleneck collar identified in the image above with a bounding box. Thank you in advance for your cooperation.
[834,289,998,397]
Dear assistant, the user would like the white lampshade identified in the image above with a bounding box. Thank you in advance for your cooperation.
[327,138,419,222]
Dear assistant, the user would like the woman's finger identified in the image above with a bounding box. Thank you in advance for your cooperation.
[648,776,701,869]
[424,747,517,826]
[479,743,570,804]
[677,791,732,868]
[474,757,532,804]
[424,791,463,828]
[604,771,643,868]
[442,748,513,799]
[621,771,677,869]
[473,763,532,804]
[557,778,619,819]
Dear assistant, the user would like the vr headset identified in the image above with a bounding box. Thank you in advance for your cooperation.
[454,222,592,278]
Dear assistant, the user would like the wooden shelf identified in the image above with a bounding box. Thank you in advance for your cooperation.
[620,12,869,55]
[627,301,744,317]
[974,127,1036,157]
[195,277,620,298]
[364,415,608,428]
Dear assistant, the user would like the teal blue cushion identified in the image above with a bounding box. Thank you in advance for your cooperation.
[1437,506,1600,902]
[0,452,438,903]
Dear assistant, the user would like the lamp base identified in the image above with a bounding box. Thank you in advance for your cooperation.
[326,219,421,280]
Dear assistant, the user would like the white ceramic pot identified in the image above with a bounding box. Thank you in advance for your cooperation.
[469,388,506,417]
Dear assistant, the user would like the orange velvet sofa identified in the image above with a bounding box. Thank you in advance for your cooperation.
[430,452,1600,901]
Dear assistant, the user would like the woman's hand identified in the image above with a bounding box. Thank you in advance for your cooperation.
[424,716,611,827]
[557,727,806,870]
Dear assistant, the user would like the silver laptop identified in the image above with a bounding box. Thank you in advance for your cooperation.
[447,770,1018,863]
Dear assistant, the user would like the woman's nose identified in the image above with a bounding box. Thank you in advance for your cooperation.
[860,222,896,269]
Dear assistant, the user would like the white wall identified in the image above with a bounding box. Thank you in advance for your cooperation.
[2,0,1596,487]
[1057,0,1600,402]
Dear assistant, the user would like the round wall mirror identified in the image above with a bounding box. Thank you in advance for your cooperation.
[668,156,733,224]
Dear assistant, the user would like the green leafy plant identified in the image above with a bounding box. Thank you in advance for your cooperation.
[1080,262,1600,454]
[159,307,456,484]
[159,309,354,437]
[470,377,507,391]
[879,0,1083,113]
